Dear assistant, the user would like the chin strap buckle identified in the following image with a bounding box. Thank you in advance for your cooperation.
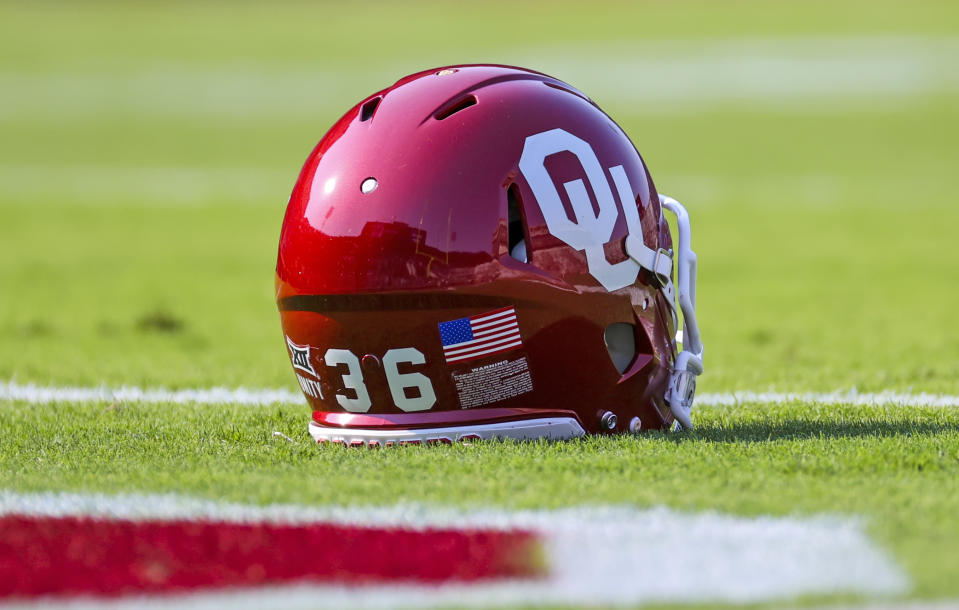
[660,195,704,431]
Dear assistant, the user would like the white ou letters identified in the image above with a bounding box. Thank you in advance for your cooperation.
[518,128,651,291]
[321,347,436,413]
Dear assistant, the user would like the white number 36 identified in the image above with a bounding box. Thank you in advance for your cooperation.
[324,347,436,414]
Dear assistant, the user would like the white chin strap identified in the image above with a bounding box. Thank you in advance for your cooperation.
[659,195,704,430]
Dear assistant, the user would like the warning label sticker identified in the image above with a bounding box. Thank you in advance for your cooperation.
[452,356,533,409]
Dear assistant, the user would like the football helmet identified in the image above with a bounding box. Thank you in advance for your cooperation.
[276,65,703,444]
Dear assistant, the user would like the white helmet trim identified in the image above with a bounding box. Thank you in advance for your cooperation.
[309,417,586,446]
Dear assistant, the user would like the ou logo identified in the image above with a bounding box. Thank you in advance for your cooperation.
[518,128,655,291]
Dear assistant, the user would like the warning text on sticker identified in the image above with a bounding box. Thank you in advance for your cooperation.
[453,357,533,409]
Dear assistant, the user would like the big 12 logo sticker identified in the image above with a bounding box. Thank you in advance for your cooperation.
[519,128,656,292]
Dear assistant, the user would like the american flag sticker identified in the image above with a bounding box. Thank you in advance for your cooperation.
[438,307,523,364]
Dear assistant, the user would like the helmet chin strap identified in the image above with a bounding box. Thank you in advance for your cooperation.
[659,195,704,430]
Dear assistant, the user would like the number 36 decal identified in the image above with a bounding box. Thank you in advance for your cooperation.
[322,347,437,414]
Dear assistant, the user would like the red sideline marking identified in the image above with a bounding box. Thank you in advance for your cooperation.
[0,515,543,598]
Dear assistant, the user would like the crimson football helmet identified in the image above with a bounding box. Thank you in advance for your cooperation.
[276,65,703,444]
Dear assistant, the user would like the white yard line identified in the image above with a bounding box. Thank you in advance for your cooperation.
[1,36,956,120]
[0,381,301,405]
[698,390,959,408]
[796,599,959,610]
[2,380,958,408]
[523,36,959,109]
[0,490,908,607]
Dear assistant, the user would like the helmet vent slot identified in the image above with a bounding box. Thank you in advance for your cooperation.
[507,184,529,263]
[435,95,477,120]
[359,97,381,122]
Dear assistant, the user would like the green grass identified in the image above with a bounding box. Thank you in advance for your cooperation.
[4,399,958,599]
[1,0,958,606]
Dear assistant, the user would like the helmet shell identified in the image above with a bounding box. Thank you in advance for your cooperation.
[276,65,677,438]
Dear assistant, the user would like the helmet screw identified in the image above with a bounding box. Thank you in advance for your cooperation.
[628,416,642,434]
[599,411,618,431]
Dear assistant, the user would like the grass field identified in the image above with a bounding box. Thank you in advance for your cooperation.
[2,1,958,607]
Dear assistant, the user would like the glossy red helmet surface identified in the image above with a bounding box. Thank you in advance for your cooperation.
[276,65,703,444]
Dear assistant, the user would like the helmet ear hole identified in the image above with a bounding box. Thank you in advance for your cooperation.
[605,322,637,374]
